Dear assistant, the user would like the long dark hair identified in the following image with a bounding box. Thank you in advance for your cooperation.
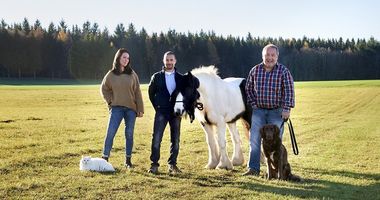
[111,48,133,75]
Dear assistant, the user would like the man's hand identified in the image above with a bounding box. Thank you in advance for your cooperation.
[282,110,290,121]
[137,112,144,117]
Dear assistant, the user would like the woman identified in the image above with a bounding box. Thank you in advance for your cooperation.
[100,48,144,168]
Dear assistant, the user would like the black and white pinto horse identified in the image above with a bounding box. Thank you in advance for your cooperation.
[174,66,252,170]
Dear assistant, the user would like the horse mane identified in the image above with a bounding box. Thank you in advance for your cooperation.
[191,65,220,78]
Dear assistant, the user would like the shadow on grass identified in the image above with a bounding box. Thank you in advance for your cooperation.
[235,167,380,199]
[131,166,380,199]
[3,153,379,199]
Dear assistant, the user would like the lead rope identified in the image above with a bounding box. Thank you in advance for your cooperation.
[280,118,299,155]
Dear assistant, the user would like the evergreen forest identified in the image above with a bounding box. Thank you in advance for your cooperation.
[1,18,379,82]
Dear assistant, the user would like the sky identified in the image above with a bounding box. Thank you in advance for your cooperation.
[2,0,380,40]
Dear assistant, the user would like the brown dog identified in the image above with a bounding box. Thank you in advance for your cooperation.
[260,124,301,181]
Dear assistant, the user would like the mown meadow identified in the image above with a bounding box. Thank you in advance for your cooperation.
[0,80,379,199]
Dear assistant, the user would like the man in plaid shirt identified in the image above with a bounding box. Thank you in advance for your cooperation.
[243,44,295,176]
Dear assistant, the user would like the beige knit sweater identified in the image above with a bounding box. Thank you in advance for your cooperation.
[100,70,144,113]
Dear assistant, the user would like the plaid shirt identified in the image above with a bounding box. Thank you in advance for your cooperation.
[245,63,295,112]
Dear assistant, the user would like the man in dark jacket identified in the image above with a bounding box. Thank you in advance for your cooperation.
[148,51,183,175]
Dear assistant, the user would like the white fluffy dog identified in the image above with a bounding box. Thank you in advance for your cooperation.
[79,156,115,172]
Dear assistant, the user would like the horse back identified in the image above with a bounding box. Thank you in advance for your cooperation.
[222,78,252,127]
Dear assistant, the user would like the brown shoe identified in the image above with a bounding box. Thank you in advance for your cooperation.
[168,164,182,174]
[102,156,109,162]
[125,157,133,169]
[242,169,259,176]
[148,165,159,175]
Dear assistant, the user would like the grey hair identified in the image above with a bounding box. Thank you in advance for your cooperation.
[262,44,279,57]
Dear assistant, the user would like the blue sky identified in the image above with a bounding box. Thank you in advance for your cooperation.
[2,0,379,40]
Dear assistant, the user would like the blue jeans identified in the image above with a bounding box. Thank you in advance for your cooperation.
[102,106,136,158]
[150,112,181,166]
[248,107,284,172]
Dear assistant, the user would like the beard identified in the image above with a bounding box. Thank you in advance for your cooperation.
[264,60,276,68]
[165,64,174,70]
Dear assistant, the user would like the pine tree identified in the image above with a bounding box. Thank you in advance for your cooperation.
[22,18,31,34]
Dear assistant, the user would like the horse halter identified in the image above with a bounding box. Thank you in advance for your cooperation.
[176,89,204,111]
[193,90,203,110]
[174,100,203,110]
[195,102,203,110]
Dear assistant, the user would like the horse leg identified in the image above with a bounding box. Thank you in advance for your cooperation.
[227,122,244,166]
[202,123,219,169]
[215,122,233,170]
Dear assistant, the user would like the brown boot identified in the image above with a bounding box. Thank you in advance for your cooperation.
[102,156,109,162]
[168,164,182,174]
[125,157,133,169]
[242,169,259,176]
[148,165,159,174]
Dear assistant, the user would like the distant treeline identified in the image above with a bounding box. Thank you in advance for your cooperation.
[0,18,379,82]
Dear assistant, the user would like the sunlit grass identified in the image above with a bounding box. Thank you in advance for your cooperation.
[0,80,379,199]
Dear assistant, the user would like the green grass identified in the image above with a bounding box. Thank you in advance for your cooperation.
[0,80,379,199]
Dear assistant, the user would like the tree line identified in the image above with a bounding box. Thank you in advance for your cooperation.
[0,18,379,82]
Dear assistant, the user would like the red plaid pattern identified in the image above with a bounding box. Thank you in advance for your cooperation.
[245,63,295,112]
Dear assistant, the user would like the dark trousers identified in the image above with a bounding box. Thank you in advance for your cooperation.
[150,111,181,166]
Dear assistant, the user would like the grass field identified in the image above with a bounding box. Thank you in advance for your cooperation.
[0,80,379,199]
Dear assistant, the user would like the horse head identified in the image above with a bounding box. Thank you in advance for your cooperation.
[174,71,200,123]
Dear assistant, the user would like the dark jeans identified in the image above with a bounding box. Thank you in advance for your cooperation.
[150,111,181,166]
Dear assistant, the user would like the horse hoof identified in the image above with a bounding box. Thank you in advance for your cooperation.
[205,164,217,169]
[216,164,233,170]
[232,158,244,166]
[216,166,233,170]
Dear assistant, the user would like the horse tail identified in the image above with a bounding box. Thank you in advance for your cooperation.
[239,79,252,140]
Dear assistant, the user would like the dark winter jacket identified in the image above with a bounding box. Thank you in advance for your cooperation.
[148,68,183,114]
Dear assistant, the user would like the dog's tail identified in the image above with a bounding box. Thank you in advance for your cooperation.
[284,163,302,182]
[288,173,302,182]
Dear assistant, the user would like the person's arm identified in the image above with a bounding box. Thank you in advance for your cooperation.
[148,73,157,110]
[100,73,113,108]
[281,68,295,119]
[134,73,144,117]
